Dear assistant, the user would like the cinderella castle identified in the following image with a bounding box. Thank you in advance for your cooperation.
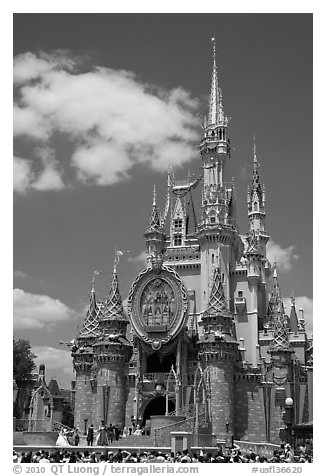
[70,40,313,446]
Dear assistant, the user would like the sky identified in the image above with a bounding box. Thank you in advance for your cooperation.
[12,13,313,389]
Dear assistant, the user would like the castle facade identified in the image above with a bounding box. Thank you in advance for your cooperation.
[71,40,312,445]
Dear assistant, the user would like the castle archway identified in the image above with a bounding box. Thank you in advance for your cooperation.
[142,396,175,424]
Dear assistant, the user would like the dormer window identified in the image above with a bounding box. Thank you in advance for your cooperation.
[174,219,182,231]
[174,234,182,246]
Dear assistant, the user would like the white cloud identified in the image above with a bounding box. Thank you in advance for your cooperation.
[13,51,200,192]
[13,157,34,194]
[32,346,74,380]
[13,288,76,330]
[128,251,147,266]
[13,148,64,193]
[266,239,299,272]
[283,296,313,337]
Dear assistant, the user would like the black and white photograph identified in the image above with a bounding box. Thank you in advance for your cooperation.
[11,8,314,469]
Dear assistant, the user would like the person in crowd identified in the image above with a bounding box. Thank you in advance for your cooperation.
[97,420,109,446]
[87,424,94,446]
[13,441,314,464]
[73,427,80,446]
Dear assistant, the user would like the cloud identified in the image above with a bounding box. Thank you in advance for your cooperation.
[13,51,200,193]
[128,250,147,266]
[266,239,299,272]
[13,288,76,329]
[13,157,34,194]
[14,149,65,193]
[283,296,313,337]
[32,346,74,381]
[13,270,27,279]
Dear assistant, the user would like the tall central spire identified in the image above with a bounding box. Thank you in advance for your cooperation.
[208,37,227,128]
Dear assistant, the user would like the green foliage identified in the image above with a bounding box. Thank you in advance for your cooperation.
[61,400,74,429]
[13,338,36,385]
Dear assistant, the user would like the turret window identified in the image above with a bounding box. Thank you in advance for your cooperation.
[174,219,183,231]
[174,234,182,246]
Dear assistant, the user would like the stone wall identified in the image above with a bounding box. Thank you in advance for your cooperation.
[74,370,93,431]
[208,360,235,439]
[92,364,128,430]
[234,375,266,442]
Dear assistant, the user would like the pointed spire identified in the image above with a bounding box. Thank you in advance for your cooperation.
[208,37,227,127]
[148,185,161,230]
[78,272,101,339]
[289,290,299,333]
[252,134,261,189]
[101,264,127,322]
[267,263,285,320]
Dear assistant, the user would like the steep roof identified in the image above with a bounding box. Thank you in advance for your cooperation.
[78,278,101,340]
[101,269,128,322]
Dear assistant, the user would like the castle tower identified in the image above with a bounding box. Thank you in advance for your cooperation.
[72,275,101,430]
[197,260,238,438]
[92,259,132,429]
[144,186,164,268]
[196,38,243,311]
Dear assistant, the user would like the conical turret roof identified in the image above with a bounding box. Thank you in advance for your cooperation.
[267,264,285,319]
[207,37,228,128]
[289,294,299,333]
[146,185,161,232]
[101,267,128,322]
[78,279,101,339]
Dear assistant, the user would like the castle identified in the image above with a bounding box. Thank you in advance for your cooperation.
[71,40,313,445]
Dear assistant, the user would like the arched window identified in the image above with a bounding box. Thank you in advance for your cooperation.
[254,202,258,212]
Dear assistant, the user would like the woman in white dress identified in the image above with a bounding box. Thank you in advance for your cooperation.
[55,429,70,447]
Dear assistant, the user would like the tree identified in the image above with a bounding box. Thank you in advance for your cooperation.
[13,338,36,385]
[13,338,37,419]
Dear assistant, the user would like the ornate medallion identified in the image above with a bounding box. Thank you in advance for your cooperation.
[127,266,188,349]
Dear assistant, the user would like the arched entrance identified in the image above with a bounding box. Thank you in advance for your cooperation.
[142,396,175,424]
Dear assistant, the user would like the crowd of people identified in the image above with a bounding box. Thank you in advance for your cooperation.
[13,441,313,464]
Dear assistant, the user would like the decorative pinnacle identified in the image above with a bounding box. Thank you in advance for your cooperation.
[208,37,226,127]
[153,185,156,207]
[273,262,278,279]
[253,134,258,169]
[291,289,295,306]
[91,270,101,295]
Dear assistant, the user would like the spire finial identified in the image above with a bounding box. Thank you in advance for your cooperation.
[273,262,278,279]
[92,270,101,294]
[153,185,156,207]
[211,35,216,67]
[291,289,295,306]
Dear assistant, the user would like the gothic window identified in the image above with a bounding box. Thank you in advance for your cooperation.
[174,234,182,246]
[254,202,258,211]
[210,216,216,224]
[212,253,215,263]
[174,219,182,231]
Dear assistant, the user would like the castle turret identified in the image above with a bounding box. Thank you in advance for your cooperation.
[92,259,132,428]
[198,261,238,438]
[196,38,243,312]
[144,186,164,269]
[72,274,101,430]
